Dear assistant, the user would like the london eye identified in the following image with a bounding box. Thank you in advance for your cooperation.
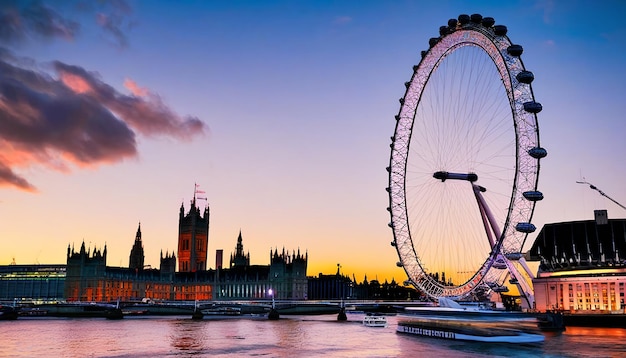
[387,14,547,301]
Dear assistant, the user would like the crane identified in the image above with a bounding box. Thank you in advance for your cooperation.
[576,180,626,211]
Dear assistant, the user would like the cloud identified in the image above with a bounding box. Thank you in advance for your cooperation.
[0,50,207,192]
[0,0,133,48]
[0,1,80,44]
[0,1,207,192]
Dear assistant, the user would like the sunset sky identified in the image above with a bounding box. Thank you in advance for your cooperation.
[1,0,625,284]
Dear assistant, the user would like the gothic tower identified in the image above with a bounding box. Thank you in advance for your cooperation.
[230,230,250,267]
[178,192,209,272]
[129,223,145,271]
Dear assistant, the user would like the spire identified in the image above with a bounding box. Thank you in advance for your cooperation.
[135,222,142,242]
[236,230,244,256]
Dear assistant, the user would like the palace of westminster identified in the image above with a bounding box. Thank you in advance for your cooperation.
[1,194,415,303]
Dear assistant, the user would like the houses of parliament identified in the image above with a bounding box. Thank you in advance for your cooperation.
[1,195,309,302]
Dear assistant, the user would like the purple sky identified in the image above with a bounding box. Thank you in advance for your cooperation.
[1,0,625,282]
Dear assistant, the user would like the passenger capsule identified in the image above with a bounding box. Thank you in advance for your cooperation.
[528,147,548,159]
[470,14,483,23]
[386,166,391,172]
[404,81,410,88]
[399,97,405,105]
[481,17,495,27]
[492,259,508,270]
[386,206,391,212]
[494,25,508,36]
[439,26,449,36]
[420,50,427,59]
[523,191,544,201]
[429,37,440,48]
[390,241,396,247]
[458,14,470,25]
[523,101,543,113]
[385,187,391,192]
[516,222,536,233]
[413,64,419,72]
[516,71,534,84]
[396,261,404,267]
[448,18,458,28]
[492,285,509,293]
[505,252,523,260]
[395,114,400,121]
[388,222,393,227]
[507,44,523,56]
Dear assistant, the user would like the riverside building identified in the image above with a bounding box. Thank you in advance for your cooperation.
[1,194,308,303]
[530,210,626,313]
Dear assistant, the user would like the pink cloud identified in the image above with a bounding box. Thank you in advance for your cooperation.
[0,53,207,192]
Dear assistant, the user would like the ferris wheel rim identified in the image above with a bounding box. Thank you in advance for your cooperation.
[388,15,544,299]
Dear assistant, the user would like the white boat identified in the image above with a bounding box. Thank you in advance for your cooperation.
[397,318,544,344]
[397,298,544,344]
[363,314,388,327]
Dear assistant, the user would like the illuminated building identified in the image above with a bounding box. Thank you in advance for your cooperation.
[177,196,209,272]
[0,264,66,301]
[2,192,307,302]
[529,210,626,313]
[213,233,308,300]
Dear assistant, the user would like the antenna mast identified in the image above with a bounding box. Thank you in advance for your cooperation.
[576,180,626,211]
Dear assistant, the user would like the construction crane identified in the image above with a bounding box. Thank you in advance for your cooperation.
[576,180,626,211]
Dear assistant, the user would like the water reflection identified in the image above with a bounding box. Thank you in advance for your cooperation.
[169,319,208,354]
[1,315,625,357]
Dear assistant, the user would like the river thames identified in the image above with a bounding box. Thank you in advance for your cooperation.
[1,314,625,357]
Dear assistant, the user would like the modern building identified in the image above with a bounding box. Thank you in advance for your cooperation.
[529,210,626,313]
[0,264,66,301]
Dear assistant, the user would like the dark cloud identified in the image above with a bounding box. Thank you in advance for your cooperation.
[0,162,37,192]
[0,1,80,44]
[53,62,205,139]
[96,13,129,48]
[0,1,207,192]
[0,51,207,192]
[0,0,133,48]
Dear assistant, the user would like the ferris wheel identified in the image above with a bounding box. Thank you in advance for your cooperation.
[387,14,547,301]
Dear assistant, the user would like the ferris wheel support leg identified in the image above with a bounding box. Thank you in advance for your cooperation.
[505,259,535,310]
[473,185,502,249]
[517,256,536,280]
[476,195,496,249]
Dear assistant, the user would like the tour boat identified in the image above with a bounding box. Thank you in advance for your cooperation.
[397,298,544,344]
[397,318,544,344]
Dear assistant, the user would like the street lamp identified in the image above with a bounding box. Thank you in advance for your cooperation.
[268,288,275,309]
[268,288,279,320]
